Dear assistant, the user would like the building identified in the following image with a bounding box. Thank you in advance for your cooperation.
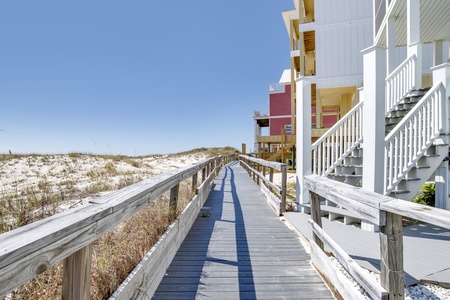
[295,0,450,231]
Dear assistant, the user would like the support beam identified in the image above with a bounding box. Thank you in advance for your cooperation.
[386,17,396,75]
[296,77,312,212]
[407,0,422,88]
[362,45,386,231]
[380,212,404,299]
[435,162,448,210]
[62,244,92,300]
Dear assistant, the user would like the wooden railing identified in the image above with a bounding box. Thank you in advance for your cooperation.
[238,155,287,215]
[0,155,237,299]
[385,54,417,116]
[311,101,364,176]
[305,175,450,300]
[384,82,447,194]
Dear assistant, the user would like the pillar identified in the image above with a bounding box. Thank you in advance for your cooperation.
[386,17,396,75]
[407,0,422,88]
[296,76,312,212]
[362,45,387,231]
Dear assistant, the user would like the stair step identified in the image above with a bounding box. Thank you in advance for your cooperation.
[390,189,410,195]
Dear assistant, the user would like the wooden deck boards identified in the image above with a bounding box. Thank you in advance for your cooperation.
[153,162,333,299]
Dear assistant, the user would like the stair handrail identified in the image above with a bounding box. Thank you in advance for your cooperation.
[384,82,447,194]
[311,101,364,176]
[385,54,417,116]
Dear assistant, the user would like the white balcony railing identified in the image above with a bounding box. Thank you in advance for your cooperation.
[384,83,446,193]
[385,55,417,116]
[311,101,364,176]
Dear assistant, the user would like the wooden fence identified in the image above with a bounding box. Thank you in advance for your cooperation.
[238,155,287,215]
[0,155,237,299]
[305,175,450,300]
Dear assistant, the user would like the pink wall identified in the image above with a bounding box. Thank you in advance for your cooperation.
[269,85,291,116]
[270,117,291,136]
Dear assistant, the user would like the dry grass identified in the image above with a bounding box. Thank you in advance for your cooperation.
[0,148,228,299]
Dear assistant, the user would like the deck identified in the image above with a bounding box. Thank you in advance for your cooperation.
[152,162,334,299]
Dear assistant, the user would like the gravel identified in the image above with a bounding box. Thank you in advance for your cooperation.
[329,256,450,299]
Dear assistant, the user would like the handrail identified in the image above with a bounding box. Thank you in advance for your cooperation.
[304,175,450,299]
[311,101,364,176]
[0,154,237,299]
[238,155,287,215]
[384,83,446,194]
[385,54,417,116]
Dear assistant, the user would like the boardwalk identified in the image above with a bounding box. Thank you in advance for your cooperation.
[153,162,333,299]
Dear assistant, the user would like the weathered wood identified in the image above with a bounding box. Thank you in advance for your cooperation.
[380,212,404,300]
[310,241,364,300]
[238,154,285,171]
[192,173,198,195]
[308,219,388,300]
[380,199,450,230]
[0,155,229,298]
[239,160,282,194]
[310,192,324,250]
[170,184,180,215]
[280,164,287,215]
[269,168,274,183]
[62,243,92,300]
[261,182,281,215]
[304,175,387,226]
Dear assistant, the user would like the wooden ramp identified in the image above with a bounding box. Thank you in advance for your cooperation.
[152,162,333,299]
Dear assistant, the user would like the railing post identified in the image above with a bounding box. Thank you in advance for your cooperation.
[256,163,260,185]
[202,167,206,183]
[280,164,287,215]
[192,173,198,195]
[380,212,404,299]
[269,168,274,183]
[170,184,180,216]
[62,243,92,300]
[309,192,324,251]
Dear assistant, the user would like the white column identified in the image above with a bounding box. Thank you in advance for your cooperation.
[432,63,450,211]
[296,76,312,212]
[362,45,387,231]
[434,40,443,66]
[407,0,422,88]
[386,17,396,75]
[435,162,448,210]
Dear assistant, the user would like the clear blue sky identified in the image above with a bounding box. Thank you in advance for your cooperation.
[0,1,291,156]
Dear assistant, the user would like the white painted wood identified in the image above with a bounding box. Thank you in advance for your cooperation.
[362,46,386,211]
[384,83,446,194]
[296,77,312,211]
[308,219,388,300]
[385,55,417,115]
[311,101,363,176]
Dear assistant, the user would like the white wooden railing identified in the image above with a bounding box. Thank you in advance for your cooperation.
[311,101,364,176]
[384,83,446,194]
[385,54,417,116]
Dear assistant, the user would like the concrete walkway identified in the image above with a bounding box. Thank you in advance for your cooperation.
[153,162,334,299]
[285,211,450,287]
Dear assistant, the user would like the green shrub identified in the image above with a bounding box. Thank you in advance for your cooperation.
[413,183,435,206]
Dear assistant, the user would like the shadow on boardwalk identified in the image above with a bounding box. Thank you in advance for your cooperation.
[153,162,333,299]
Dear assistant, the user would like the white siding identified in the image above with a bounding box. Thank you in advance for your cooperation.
[315,0,372,26]
[316,21,373,79]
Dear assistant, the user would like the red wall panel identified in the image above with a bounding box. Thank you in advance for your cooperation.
[270,118,291,136]
[269,85,291,116]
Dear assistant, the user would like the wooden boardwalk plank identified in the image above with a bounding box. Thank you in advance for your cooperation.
[152,162,333,299]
